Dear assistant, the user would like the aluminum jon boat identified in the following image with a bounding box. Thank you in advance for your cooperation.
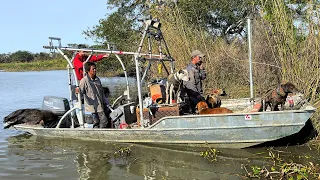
[9,17,317,149]
[12,106,315,149]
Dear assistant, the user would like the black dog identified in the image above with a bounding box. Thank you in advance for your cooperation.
[263,82,299,111]
[3,109,59,129]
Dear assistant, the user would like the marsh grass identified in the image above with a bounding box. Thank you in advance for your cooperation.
[242,148,320,179]
[149,2,320,132]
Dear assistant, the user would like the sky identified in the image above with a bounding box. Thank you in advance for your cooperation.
[0,0,111,54]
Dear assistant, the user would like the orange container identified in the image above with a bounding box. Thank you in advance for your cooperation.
[149,84,165,103]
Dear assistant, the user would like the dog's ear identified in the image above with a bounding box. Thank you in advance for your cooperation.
[221,89,227,96]
[212,89,218,94]
[206,95,209,101]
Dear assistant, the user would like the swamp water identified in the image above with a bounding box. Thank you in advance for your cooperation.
[0,70,319,180]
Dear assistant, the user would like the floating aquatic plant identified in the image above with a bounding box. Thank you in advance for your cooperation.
[200,146,220,162]
[114,145,133,157]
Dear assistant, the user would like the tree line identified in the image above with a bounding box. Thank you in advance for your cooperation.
[83,0,320,97]
[2,1,319,102]
[0,51,53,63]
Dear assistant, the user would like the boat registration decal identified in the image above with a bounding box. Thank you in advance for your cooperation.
[245,114,252,120]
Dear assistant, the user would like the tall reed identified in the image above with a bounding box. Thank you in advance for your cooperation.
[149,2,320,130]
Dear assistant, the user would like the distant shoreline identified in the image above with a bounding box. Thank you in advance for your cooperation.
[0,59,67,72]
[0,60,136,77]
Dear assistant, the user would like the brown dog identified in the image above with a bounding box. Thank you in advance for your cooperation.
[196,101,233,114]
[206,88,227,108]
[262,82,299,111]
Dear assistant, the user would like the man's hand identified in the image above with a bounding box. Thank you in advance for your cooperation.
[103,54,110,58]
[199,62,205,70]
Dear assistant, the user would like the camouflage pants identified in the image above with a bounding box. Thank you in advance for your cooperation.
[92,111,108,128]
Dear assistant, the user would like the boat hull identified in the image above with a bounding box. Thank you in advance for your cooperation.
[12,108,315,149]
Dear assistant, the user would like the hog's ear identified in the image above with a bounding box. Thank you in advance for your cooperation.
[178,69,184,74]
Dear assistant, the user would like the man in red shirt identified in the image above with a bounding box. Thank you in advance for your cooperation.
[73,50,109,81]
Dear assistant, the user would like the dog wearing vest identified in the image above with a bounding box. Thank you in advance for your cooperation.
[206,88,227,108]
[262,82,299,111]
[166,69,189,104]
[196,101,233,114]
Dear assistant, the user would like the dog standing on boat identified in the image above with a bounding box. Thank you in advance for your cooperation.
[206,88,227,108]
[196,101,233,114]
[166,69,189,104]
[262,82,300,111]
[3,109,59,129]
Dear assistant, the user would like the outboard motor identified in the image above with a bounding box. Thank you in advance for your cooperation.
[42,96,70,115]
[42,96,73,128]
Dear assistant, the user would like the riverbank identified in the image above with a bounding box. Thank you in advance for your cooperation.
[0,60,136,77]
[0,59,67,71]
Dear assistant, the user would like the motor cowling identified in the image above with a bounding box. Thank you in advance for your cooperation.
[42,96,70,116]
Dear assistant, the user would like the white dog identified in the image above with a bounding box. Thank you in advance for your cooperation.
[166,69,189,104]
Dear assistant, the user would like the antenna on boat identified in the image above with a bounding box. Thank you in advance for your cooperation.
[226,16,255,107]
[247,17,254,107]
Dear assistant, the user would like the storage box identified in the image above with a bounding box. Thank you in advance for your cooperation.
[136,105,179,126]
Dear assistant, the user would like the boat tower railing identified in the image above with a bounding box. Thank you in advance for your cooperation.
[43,17,175,128]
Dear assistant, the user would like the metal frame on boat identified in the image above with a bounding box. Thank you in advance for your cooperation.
[9,17,317,148]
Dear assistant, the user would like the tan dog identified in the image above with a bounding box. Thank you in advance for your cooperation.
[196,101,233,114]
[206,88,227,108]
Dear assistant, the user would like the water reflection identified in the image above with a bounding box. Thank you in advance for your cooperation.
[5,134,320,180]
[5,134,249,179]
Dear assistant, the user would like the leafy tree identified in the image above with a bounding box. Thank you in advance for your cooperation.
[172,0,257,38]
[9,51,34,62]
[84,11,140,52]
[82,0,264,49]
[34,52,51,61]
[0,53,10,63]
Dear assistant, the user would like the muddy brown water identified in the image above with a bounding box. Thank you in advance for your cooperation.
[0,71,319,180]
